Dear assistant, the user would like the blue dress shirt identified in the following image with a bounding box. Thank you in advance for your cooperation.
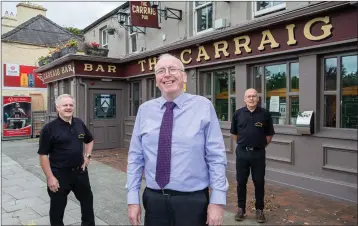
[126,92,228,205]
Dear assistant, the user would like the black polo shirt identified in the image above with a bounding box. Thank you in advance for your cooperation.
[230,106,275,149]
[37,116,93,169]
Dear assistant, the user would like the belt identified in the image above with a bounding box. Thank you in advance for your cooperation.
[238,146,263,151]
[146,187,208,196]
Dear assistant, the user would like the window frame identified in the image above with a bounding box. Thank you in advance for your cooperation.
[129,81,141,116]
[320,51,358,130]
[100,26,108,49]
[252,1,286,18]
[147,78,161,100]
[198,67,236,122]
[251,60,299,126]
[194,1,214,35]
[127,16,138,54]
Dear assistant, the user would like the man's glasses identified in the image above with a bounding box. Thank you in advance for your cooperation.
[155,68,183,76]
[246,95,258,99]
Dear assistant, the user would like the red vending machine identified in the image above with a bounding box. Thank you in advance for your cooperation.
[3,96,32,139]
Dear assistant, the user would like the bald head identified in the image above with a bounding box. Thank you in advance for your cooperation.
[244,88,258,97]
[154,54,184,72]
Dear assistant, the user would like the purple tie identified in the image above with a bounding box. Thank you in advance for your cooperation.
[155,101,176,189]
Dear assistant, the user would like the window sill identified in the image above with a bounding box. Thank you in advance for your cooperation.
[313,128,357,141]
[195,28,214,36]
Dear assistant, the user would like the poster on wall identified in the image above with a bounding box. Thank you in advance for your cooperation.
[3,96,32,137]
[3,64,47,88]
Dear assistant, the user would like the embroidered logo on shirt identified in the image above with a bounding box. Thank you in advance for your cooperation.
[78,133,85,139]
[255,122,263,127]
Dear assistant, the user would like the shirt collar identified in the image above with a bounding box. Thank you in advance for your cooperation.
[244,106,261,113]
[159,92,188,110]
[57,115,75,125]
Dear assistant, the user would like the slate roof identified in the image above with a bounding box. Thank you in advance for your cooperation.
[1,14,82,47]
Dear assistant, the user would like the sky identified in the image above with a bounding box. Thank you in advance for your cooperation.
[1,1,124,29]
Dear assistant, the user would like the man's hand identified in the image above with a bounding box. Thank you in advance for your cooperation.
[81,157,90,171]
[206,203,224,226]
[128,204,141,226]
[47,176,60,192]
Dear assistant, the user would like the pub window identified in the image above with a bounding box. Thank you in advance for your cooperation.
[100,26,108,49]
[128,16,138,53]
[147,78,161,100]
[199,68,236,122]
[194,1,213,34]
[252,61,300,125]
[322,53,358,129]
[53,82,59,112]
[253,1,286,17]
[129,82,141,116]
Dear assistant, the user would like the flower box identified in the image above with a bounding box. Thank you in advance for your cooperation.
[60,46,78,57]
[85,47,109,57]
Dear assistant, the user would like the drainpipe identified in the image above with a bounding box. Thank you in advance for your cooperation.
[78,78,88,124]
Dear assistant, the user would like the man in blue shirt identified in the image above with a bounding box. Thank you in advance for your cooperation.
[126,54,228,226]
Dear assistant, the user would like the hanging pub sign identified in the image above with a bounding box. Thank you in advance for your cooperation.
[130,1,159,28]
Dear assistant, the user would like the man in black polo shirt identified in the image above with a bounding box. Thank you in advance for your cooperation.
[38,94,95,226]
[230,88,275,223]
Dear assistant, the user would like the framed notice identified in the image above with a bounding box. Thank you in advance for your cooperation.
[3,96,32,138]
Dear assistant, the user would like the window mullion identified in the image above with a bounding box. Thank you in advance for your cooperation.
[336,57,342,128]
[286,63,290,124]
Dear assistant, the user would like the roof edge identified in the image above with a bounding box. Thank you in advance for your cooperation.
[119,1,351,63]
[82,2,129,33]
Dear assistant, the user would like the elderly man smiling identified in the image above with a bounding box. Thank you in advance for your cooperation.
[126,53,228,226]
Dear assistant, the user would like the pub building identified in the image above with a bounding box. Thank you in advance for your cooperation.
[35,2,358,203]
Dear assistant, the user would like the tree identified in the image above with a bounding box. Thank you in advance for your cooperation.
[65,26,82,36]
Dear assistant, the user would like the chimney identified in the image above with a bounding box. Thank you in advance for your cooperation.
[16,2,47,24]
[1,11,18,34]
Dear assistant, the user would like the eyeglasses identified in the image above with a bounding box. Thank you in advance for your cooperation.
[246,95,258,99]
[155,67,183,76]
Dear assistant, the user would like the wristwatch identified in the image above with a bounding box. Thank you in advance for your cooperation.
[85,153,92,159]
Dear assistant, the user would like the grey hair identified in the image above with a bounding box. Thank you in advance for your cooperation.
[155,53,185,71]
[55,94,75,106]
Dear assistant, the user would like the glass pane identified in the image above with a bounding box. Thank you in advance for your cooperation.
[253,66,263,93]
[214,70,229,121]
[265,64,287,124]
[324,95,336,127]
[290,96,299,125]
[324,58,337,91]
[290,62,299,91]
[256,1,282,10]
[131,35,137,52]
[195,1,208,7]
[155,87,161,98]
[341,55,358,129]
[200,73,212,96]
[230,69,235,95]
[231,97,236,120]
[197,5,212,32]
[94,94,116,119]
[148,79,154,99]
[133,83,140,116]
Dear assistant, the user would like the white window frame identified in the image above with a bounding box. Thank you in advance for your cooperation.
[253,1,286,18]
[100,26,108,49]
[127,16,138,54]
[194,1,214,35]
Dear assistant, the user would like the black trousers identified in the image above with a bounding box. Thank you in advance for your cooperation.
[143,187,209,226]
[47,167,95,226]
[236,146,266,212]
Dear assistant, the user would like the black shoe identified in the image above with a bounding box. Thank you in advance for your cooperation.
[256,209,266,223]
[235,208,245,221]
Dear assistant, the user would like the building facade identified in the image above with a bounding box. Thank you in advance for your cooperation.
[36,1,358,203]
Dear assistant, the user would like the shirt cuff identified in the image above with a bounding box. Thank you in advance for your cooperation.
[127,190,140,205]
[209,189,226,205]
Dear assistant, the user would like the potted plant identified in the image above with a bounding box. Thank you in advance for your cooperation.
[50,46,61,60]
[84,42,109,57]
[107,28,115,35]
[60,39,78,57]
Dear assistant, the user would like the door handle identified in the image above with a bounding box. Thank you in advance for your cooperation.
[89,122,93,125]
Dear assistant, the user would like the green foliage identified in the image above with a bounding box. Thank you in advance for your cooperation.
[65,26,82,36]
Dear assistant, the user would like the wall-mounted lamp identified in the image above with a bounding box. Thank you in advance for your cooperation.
[150,1,159,8]
[117,11,146,34]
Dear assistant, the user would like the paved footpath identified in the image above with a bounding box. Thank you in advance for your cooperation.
[1,139,256,225]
